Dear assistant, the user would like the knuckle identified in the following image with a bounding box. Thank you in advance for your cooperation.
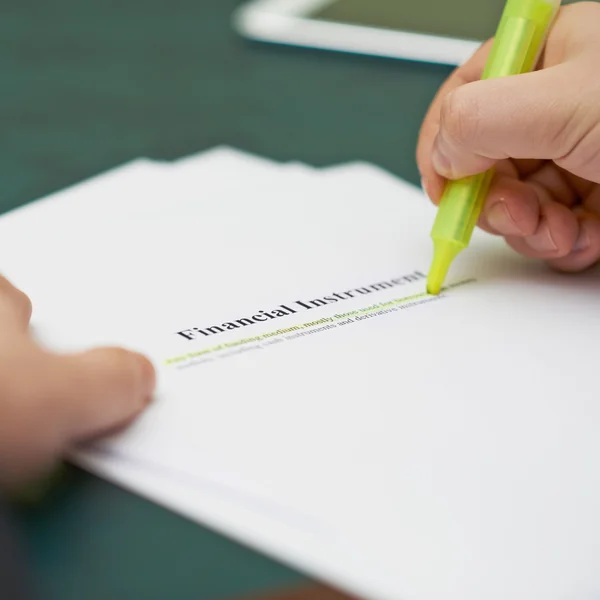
[544,67,598,148]
[554,121,600,182]
[440,87,478,148]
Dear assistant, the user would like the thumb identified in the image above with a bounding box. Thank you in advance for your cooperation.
[41,347,156,444]
[432,64,595,180]
[0,346,155,488]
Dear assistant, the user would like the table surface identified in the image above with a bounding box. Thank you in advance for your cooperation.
[3,0,452,598]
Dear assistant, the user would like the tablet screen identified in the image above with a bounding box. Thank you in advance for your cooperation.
[313,0,588,41]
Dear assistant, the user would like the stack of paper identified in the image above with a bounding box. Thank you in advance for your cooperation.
[2,147,600,600]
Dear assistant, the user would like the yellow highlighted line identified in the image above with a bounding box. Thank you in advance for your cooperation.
[163,279,474,366]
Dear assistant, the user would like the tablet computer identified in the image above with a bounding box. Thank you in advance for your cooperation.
[233,0,583,66]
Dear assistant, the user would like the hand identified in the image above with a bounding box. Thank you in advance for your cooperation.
[417,2,600,272]
[0,275,155,490]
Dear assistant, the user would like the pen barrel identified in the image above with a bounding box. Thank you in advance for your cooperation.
[432,171,494,248]
[431,0,558,250]
[483,17,537,79]
[484,0,556,79]
[427,0,562,294]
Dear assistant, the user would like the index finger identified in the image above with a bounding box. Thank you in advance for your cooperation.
[416,39,494,203]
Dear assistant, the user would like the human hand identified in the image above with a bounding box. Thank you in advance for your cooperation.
[417,2,600,272]
[0,275,155,490]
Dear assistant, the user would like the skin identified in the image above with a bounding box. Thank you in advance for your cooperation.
[0,275,155,490]
[3,2,600,492]
[417,2,600,273]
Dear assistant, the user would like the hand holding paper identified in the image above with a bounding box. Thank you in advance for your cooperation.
[0,272,155,490]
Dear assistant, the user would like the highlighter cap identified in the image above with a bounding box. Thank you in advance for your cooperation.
[483,0,561,80]
[542,0,561,11]
[505,0,560,17]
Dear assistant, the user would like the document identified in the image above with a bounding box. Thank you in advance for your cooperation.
[2,148,600,600]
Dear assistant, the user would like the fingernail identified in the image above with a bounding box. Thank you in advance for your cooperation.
[134,353,156,400]
[525,226,558,253]
[574,227,590,252]
[421,177,431,200]
[486,201,523,236]
[432,141,452,178]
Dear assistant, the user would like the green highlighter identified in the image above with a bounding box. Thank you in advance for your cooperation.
[427,0,562,295]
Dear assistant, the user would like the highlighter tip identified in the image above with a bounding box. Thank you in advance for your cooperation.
[427,239,463,296]
[426,281,442,296]
[427,268,445,296]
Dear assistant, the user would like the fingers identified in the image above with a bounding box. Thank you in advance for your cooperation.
[479,173,577,259]
[0,276,156,490]
[0,276,32,336]
[550,184,600,271]
[417,39,494,203]
[430,64,590,180]
[478,174,540,237]
[504,201,578,261]
[43,347,156,443]
[476,168,600,270]
[0,276,154,454]
[548,212,600,273]
[417,2,600,200]
[0,345,155,489]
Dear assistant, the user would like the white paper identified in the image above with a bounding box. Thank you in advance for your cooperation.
[3,148,600,600]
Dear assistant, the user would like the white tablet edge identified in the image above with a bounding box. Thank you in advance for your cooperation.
[233,0,482,66]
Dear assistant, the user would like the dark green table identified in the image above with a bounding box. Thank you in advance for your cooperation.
[2,0,451,598]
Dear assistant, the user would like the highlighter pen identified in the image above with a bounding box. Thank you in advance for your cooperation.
[426,0,562,295]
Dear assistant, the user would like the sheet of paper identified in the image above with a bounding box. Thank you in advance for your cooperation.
[1,150,320,506]
[3,148,600,600]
